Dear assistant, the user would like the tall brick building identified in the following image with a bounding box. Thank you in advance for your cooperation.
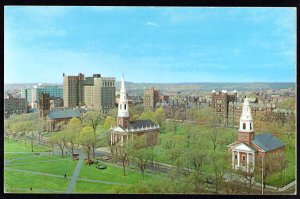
[63,73,115,115]
[4,94,27,118]
[144,87,160,111]
[211,90,237,125]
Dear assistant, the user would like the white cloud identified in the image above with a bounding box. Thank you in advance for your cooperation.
[147,22,158,26]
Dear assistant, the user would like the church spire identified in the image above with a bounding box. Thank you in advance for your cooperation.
[117,75,130,127]
[239,97,254,132]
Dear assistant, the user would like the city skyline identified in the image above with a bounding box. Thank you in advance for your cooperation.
[4,6,296,84]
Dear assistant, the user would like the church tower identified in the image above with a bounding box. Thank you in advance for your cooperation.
[117,75,130,128]
[238,97,255,145]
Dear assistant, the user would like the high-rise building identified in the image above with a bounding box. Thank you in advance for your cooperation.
[4,94,27,118]
[63,73,115,115]
[22,84,63,108]
[211,90,237,124]
[21,88,32,107]
[144,87,160,111]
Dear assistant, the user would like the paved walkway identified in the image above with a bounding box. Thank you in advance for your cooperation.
[6,158,69,166]
[65,151,84,193]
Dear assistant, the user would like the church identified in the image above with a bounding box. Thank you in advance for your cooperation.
[110,76,160,146]
[227,97,285,172]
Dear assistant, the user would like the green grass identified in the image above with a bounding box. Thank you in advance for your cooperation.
[79,162,151,184]
[4,170,70,193]
[6,155,78,177]
[4,153,36,160]
[264,146,296,187]
[74,180,123,193]
[5,138,47,152]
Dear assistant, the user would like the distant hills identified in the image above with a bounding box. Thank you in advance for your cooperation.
[5,82,295,95]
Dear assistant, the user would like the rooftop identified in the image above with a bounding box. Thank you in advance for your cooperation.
[48,109,81,119]
[252,133,285,152]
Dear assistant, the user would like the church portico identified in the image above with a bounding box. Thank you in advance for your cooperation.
[232,142,255,172]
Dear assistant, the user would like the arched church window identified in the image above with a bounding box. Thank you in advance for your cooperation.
[243,123,246,130]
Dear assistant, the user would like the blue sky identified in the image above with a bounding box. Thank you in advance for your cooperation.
[4,6,296,83]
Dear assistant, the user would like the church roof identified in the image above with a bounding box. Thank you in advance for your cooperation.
[129,120,156,129]
[48,109,81,119]
[252,133,285,152]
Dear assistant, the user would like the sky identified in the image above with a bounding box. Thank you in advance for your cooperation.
[4,6,296,83]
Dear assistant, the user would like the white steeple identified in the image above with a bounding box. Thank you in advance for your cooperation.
[239,97,254,132]
[118,75,129,117]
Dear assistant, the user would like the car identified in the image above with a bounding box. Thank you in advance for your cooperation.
[102,156,109,160]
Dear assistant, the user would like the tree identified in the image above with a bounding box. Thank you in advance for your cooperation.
[4,120,13,143]
[206,127,221,151]
[182,123,197,148]
[140,111,156,123]
[65,117,82,159]
[103,116,116,130]
[27,121,38,152]
[236,167,256,194]
[115,141,132,176]
[77,126,95,161]
[154,107,165,126]
[82,110,102,158]
[210,151,229,193]
[47,136,55,156]
[51,131,67,158]
[131,135,154,180]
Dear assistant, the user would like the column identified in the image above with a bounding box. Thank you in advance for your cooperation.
[232,150,235,169]
[247,153,249,172]
[110,133,112,145]
[252,152,255,172]
[237,151,240,168]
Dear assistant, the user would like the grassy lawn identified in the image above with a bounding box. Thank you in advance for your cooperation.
[6,155,78,177]
[79,162,151,184]
[4,153,37,160]
[264,146,296,187]
[5,138,47,152]
[74,180,123,193]
[4,170,70,193]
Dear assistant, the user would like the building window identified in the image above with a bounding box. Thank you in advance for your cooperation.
[242,156,246,161]
[124,104,126,110]
[234,155,237,160]
[243,123,246,130]
[250,123,252,130]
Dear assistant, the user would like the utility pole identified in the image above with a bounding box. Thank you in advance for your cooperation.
[261,156,264,195]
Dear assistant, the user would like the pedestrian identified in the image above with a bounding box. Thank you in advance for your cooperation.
[64,174,66,178]
[30,187,32,191]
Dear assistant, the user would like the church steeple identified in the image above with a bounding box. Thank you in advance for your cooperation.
[238,97,255,145]
[239,98,254,132]
[117,75,130,127]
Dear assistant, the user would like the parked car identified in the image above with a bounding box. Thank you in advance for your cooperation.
[102,156,109,160]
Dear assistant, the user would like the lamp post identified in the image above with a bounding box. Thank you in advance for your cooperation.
[261,156,264,195]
